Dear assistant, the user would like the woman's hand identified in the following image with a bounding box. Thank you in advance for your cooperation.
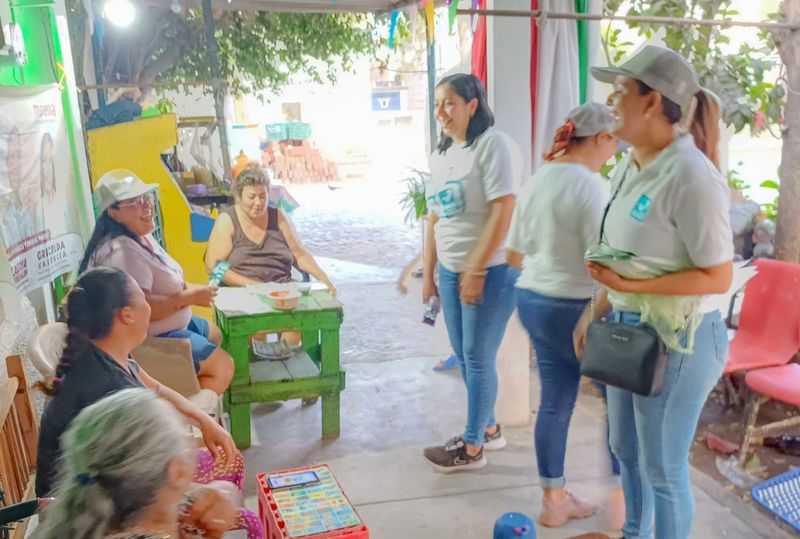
[459,271,486,305]
[186,285,218,307]
[185,481,240,539]
[199,417,236,467]
[422,277,439,304]
[573,310,591,359]
[324,280,337,296]
[585,262,631,293]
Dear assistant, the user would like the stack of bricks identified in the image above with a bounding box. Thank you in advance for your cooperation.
[262,140,340,184]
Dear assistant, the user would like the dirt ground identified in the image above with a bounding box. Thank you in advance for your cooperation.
[692,380,800,534]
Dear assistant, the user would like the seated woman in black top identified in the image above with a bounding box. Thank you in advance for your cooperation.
[35,268,263,538]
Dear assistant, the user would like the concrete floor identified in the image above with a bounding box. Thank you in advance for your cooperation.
[238,257,790,539]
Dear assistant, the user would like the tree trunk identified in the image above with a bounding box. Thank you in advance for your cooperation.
[774,0,800,262]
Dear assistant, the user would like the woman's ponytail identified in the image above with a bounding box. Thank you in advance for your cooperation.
[689,88,722,170]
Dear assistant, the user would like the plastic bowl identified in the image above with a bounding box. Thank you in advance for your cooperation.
[267,290,300,311]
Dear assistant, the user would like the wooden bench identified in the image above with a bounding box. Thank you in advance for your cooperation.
[0,356,39,538]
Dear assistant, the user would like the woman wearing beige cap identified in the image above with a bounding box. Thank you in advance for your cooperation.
[574,46,732,539]
[80,169,234,396]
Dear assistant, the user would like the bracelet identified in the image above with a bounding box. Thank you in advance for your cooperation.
[465,269,488,277]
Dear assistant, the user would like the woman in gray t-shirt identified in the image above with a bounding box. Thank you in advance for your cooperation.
[576,46,733,539]
[422,74,521,473]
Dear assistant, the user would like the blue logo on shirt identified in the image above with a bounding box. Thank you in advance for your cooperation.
[630,194,651,222]
[430,180,466,218]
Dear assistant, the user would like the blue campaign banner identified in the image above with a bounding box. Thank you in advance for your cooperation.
[371,92,401,111]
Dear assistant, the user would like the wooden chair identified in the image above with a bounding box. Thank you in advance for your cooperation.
[0,356,41,538]
[133,337,222,420]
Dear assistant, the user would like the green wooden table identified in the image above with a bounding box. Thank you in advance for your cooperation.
[214,287,344,448]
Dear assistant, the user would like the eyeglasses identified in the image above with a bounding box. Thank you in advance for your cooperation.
[116,193,154,209]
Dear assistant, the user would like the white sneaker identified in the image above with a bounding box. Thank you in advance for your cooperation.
[484,425,507,451]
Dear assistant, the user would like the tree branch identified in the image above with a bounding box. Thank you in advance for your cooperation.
[138,46,184,87]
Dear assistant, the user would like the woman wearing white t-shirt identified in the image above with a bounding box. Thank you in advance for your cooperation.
[507,103,620,528]
[574,46,733,539]
[422,73,521,472]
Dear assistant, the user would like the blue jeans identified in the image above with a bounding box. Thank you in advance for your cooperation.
[158,315,218,372]
[439,263,518,446]
[517,289,619,488]
[606,310,727,539]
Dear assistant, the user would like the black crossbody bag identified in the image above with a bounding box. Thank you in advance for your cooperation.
[579,167,668,397]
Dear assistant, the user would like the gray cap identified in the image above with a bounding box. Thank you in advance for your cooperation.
[591,45,701,114]
[568,102,615,137]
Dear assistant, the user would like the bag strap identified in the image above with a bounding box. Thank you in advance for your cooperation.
[598,158,632,244]
[592,157,633,319]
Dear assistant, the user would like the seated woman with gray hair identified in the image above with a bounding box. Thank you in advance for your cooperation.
[33,388,243,539]
[205,166,336,293]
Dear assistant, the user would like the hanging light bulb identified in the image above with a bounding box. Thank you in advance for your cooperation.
[170,0,181,13]
[103,0,136,27]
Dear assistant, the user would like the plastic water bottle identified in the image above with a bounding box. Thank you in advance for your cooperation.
[493,513,535,539]
[208,260,230,287]
[422,296,440,326]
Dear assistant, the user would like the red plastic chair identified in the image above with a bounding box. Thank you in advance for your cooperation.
[724,259,800,375]
[724,259,800,465]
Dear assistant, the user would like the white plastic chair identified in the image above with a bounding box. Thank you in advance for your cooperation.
[27,323,68,379]
[27,324,221,421]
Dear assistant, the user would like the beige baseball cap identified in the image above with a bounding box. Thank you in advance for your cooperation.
[568,103,615,137]
[591,45,701,115]
[94,169,158,212]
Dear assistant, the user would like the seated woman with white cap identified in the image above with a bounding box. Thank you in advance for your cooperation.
[79,169,233,396]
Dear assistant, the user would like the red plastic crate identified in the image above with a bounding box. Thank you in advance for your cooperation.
[257,465,369,539]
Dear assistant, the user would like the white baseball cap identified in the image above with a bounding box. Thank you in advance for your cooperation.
[94,169,158,212]
[568,103,615,137]
[591,45,701,115]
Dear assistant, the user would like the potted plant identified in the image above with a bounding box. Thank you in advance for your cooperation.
[398,168,429,226]
[397,168,430,287]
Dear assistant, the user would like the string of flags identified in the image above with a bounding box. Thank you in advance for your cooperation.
[382,0,478,49]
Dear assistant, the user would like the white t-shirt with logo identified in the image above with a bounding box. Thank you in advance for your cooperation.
[426,128,522,273]
[603,133,733,310]
[507,162,608,299]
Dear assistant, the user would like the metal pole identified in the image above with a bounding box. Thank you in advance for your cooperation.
[425,17,437,155]
[78,80,220,90]
[202,0,232,187]
[455,8,800,31]
[91,18,106,107]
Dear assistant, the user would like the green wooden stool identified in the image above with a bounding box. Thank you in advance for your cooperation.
[215,289,344,448]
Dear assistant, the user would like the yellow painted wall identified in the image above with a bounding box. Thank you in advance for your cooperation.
[87,114,211,318]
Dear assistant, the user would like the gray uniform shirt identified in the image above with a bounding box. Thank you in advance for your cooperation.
[603,133,733,308]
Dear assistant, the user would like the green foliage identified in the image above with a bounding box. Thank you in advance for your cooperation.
[600,151,625,180]
[761,177,780,221]
[65,1,382,96]
[727,161,749,192]
[399,168,429,225]
[155,96,176,115]
[603,0,784,135]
